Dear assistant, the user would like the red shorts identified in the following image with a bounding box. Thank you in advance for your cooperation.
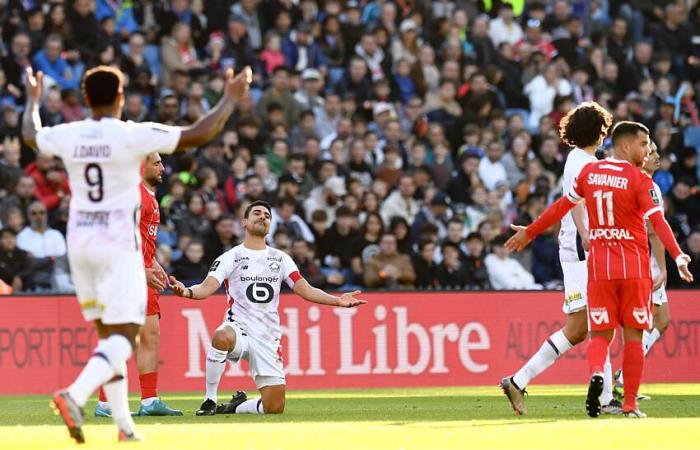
[588,278,652,331]
[146,287,160,316]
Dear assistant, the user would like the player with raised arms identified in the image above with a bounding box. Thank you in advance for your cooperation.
[22,64,252,442]
[506,121,693,418]
[169,200,366,416]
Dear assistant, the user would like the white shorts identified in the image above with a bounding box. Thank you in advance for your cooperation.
[652,286,668,305]
[221,320,285,389]
[561,259,588,314]
[69,246,147,325]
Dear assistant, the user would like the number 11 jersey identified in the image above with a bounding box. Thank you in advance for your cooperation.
[36,118,180,250]
[567,158,661,281]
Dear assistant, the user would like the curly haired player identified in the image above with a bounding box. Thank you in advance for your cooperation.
[500,102,620,415]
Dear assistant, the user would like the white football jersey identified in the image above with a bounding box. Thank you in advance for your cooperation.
[650,181,664,278]
[559,147,596,261]
[208,244,302,345]
[36,118,180,250]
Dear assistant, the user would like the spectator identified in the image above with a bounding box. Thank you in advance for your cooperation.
[363,232,416,289]
[335,57,373,104]
[318,206,358,282]
[220,14,257,73]
[478,141,508,191]
[410,192,450,245]
[380,174,419,225]
[0,228,31,292]
[439,241,470,289]
[282,21,327,72]
[463,232,490,290]
[258,66,300,128]
[16,201,71,291]
[489,3,524,47]
[259,31,286,75]
[32,34,82,90]
[485,234,542,290]
[524,62,572,129]
[412,239,439,289]
[269,196,315,244]
[315,92,342,140]
[290,239,343,289]
[0,137,23,194]
[230,0,267,51]
[389,216,412,255]
[172,240,209,282]
[355,33,388,82]
[161,22,203,87]
[446,152,481,205]
[318,22,344,81]
[304,175,346,223]
[391,19,420,65]
[350,210,384,276]
[24,154,71,212]
[203,215,238,265]
[2,175,38,221]
[1,32,32,93]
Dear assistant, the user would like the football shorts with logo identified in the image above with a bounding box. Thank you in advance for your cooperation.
[221,319,285,389]
[588,278,653,331]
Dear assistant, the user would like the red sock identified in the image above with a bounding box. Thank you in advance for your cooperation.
[586,336,609,374]
[622,341,644,412]
[98,387,107,403]
[140,371,158,400]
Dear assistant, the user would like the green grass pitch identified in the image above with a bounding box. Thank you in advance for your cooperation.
[1,384,699,450]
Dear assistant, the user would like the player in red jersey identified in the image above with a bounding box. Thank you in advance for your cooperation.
[506,122,693,418]
[96,152,182,416]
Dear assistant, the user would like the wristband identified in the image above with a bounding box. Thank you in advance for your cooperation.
[187,288,193,299]
[675,254,690,268]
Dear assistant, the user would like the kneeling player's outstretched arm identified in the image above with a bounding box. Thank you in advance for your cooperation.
[169,275,221,300]
[293,279,367,308]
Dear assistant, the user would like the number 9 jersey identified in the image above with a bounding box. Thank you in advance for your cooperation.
[567,157,661,281]
[35,119,180,250]
[207,244,303,346]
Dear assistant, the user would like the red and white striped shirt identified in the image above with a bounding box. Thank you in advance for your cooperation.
[568,158,664,280]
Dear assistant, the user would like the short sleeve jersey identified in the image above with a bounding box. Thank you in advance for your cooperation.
[139,184,160,268]
[35,119,180,250]
[208,244,303,344]
[559,147,596,260]
[568,158,662,280]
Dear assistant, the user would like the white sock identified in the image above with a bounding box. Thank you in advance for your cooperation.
[205,346,228,403]
[103,361,136,434]
[141,397,157,406]
[235,398,264,414]
[643,328,662,355]
[68,335,132,406]
[97,400,110,408]
[601,353,613,405]
[512,329,573,389]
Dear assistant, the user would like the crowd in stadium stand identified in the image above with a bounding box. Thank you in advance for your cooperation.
[1,0,700,294]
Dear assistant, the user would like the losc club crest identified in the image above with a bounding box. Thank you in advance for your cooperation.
[269,261,281,273]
